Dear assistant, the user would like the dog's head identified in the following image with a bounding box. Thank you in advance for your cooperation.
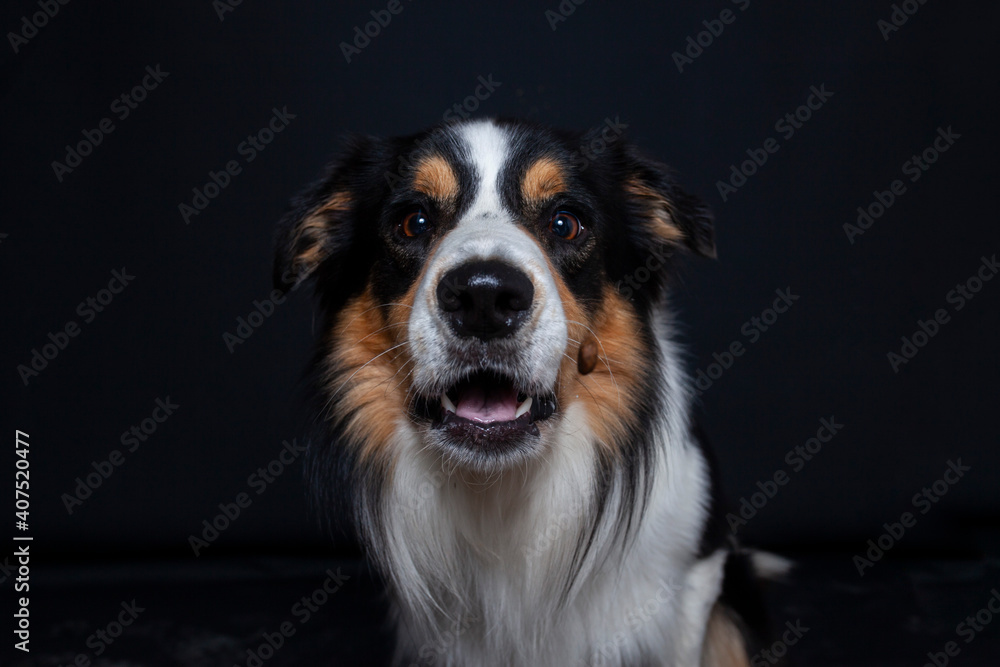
[275,118,713,477]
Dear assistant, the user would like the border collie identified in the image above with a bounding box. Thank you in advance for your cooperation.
[274,118,782,666]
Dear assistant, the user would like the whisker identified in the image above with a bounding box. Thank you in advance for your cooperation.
[385,359,416,397]
[566,336,622,366]
[338,302,414,335]
[560,352,615,429]
[347,355,415,402]
[357,321,410,344]
[400,376,422,410]
[566,320,621,412]
[323,341,410,414]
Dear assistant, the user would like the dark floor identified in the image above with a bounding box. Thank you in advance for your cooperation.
[9,552,1000,666]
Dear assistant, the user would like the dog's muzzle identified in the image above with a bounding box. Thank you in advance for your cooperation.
[407,259,558,463]
[406,219,569,467]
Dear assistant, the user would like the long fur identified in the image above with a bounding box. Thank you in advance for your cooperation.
[275,118,778,666]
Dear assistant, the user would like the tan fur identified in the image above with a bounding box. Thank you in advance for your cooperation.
[413,154,459,205]
[322,235,449,466]
[522,157,567,205]
[290,192,351,279]
[324,285,416,465]
[551,272,648,450]
[625,177,685,245]
[701,605,751,667]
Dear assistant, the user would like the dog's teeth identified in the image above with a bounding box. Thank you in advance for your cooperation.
[441,393,457,414]
[514,396,533,419]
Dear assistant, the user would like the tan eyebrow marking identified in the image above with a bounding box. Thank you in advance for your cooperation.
[412,154,460,203]
[522,157,567,204]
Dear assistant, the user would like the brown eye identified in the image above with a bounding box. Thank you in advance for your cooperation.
[400,209,431,238]
[549,211,583,241]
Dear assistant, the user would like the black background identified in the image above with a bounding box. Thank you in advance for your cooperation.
[2,0,999,663]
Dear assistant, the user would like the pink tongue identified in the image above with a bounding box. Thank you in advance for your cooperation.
[454,384,519,423]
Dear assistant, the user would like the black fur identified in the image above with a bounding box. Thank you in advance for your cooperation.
[274,118,776,665]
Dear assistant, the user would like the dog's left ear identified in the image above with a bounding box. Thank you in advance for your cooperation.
[622,149,716,259]
[272,136,376,291]
[272,186,352,291]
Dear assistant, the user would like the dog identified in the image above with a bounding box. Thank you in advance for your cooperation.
[274,118,784,666]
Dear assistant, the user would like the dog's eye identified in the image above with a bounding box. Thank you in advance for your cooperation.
[548,211,583,241]
[400,209,431,238]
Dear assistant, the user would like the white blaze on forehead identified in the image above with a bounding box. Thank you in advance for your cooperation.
[457,120,510,219]
[406,120,568,397]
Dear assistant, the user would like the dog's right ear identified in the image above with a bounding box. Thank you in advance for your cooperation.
[272,136,377,291]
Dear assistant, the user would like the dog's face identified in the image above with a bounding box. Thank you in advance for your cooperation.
[275,119,714,476]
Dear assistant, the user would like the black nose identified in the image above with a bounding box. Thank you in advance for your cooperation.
[437,260,534,340]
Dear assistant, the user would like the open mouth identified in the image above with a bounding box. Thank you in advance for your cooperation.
[414,370,557,452]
